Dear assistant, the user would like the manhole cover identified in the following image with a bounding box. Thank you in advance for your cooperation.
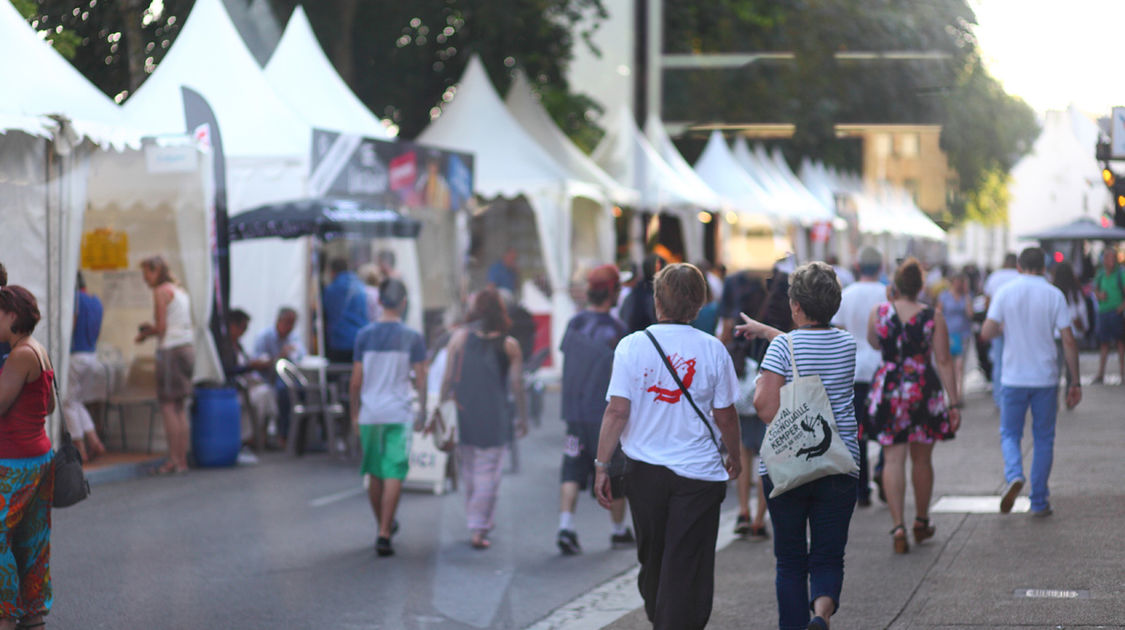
[1014,589,1090,599]
[931,495,1030,513]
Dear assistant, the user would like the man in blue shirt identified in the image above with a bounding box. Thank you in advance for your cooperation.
[64,272,107,461]
[348,279,426,557]
[251,307,306,447]
[487,247,519,293]
[556,265,633,555]
[322,258,369,363]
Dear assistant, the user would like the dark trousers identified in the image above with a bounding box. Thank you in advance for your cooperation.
[763,474,857,630]
[853,383,871,501]
[625,459,726,630]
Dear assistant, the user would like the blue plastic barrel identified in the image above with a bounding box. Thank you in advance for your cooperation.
[191,385,242,467]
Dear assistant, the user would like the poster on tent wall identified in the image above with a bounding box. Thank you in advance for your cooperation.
[309,129,474,211]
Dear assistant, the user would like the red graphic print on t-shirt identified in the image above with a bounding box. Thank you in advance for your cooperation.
[647,355,696,403]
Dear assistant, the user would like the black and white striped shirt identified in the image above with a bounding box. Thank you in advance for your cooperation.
[758,329,859,477]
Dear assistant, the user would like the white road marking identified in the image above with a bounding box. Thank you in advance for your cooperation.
[308,486,366,508]
[524,507,743,630]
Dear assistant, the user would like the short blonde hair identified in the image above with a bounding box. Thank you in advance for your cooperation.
[654,263,707,323]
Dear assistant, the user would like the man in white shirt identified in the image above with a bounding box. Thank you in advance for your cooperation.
[983,247,1081,517]
[984,253,1021,408]
[831,246,886,506]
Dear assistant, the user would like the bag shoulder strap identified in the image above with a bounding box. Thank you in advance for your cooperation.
[643,329,722,455]
[29,344,73,446]
[784,333,800,379]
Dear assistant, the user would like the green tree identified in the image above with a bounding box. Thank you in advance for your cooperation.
[661,0,1038,224]
[13,0,194,101]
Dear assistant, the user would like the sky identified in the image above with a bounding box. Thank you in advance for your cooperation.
[972,0,1125,115]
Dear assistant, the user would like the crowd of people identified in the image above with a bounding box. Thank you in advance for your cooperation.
[0,238,1119,628]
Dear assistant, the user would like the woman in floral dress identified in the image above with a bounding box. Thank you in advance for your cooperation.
[867,258,962,554]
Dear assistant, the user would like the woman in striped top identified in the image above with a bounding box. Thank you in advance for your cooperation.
[737,261,858,630]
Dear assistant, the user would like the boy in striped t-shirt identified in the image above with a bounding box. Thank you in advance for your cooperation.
[348,279,427,557]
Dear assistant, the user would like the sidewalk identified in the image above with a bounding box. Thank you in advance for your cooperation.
[603,353,1125,629]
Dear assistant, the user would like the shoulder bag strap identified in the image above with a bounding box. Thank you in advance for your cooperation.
[27,343,74,447]
[643,330,722,455]
[784,333,800,379]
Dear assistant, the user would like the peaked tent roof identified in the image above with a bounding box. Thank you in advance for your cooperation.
[643,115,724,208]
[694,131,779,219]
[732,138,824,224]
[418,56,585,198]
[0,0,133,143]
[765,145,833,222]
[592,106,716,209]
[122,0,308,158]
[265,6,389,139]
[505,71,636,205]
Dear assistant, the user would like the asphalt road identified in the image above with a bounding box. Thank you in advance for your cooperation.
[49,391,641,629]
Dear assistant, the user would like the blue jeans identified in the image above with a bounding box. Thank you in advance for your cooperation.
[999,386,1058,511]
[763,474,857,630]
[990,336,1004,408]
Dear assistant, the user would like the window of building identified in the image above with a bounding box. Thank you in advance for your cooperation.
[898,133,919,157]
[873,133,892,159]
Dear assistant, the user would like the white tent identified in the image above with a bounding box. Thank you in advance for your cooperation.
[506,70,637,209]
[592,106,714,262]
[643,115,725,210]
[764,145,833,223]
[265,7,388,139]
[122,0,310,348]
[694,131,778,219]
[418,56,602,358]
[1007,107,1109,251]
[2,3,221,451]
[264,6,430,337]
[732,137,825,225]
[692,131,791,269]
[82,142,224,383]
[0,0,135,146]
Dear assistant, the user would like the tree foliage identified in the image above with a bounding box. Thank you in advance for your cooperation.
[14,0,193,101]
[662,0,1038,223]
[13,0,605,141]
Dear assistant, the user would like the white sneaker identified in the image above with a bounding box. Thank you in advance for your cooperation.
[237,448,260,466]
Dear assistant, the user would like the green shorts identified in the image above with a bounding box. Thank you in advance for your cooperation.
[359,424,412,480]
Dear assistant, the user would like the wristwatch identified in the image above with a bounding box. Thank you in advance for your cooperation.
[593,459,610,470]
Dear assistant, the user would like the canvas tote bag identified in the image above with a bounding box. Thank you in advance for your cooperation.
[761,334,858,497]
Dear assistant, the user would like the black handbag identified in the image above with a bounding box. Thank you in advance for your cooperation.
[50,373,91,508]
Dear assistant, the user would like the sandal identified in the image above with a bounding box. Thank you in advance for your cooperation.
[891,525,909,554]
[913,517,935,544]
[470,532,491,550]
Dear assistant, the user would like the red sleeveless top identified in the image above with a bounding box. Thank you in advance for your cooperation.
[0,367,54,459]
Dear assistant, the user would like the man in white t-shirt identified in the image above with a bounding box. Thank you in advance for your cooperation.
[984,253,1021,408]
[831,246,886,506]
[983,247,1081,517]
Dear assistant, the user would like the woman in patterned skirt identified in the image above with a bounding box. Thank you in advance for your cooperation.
[867,258,962,554]
[0,286,56,629]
